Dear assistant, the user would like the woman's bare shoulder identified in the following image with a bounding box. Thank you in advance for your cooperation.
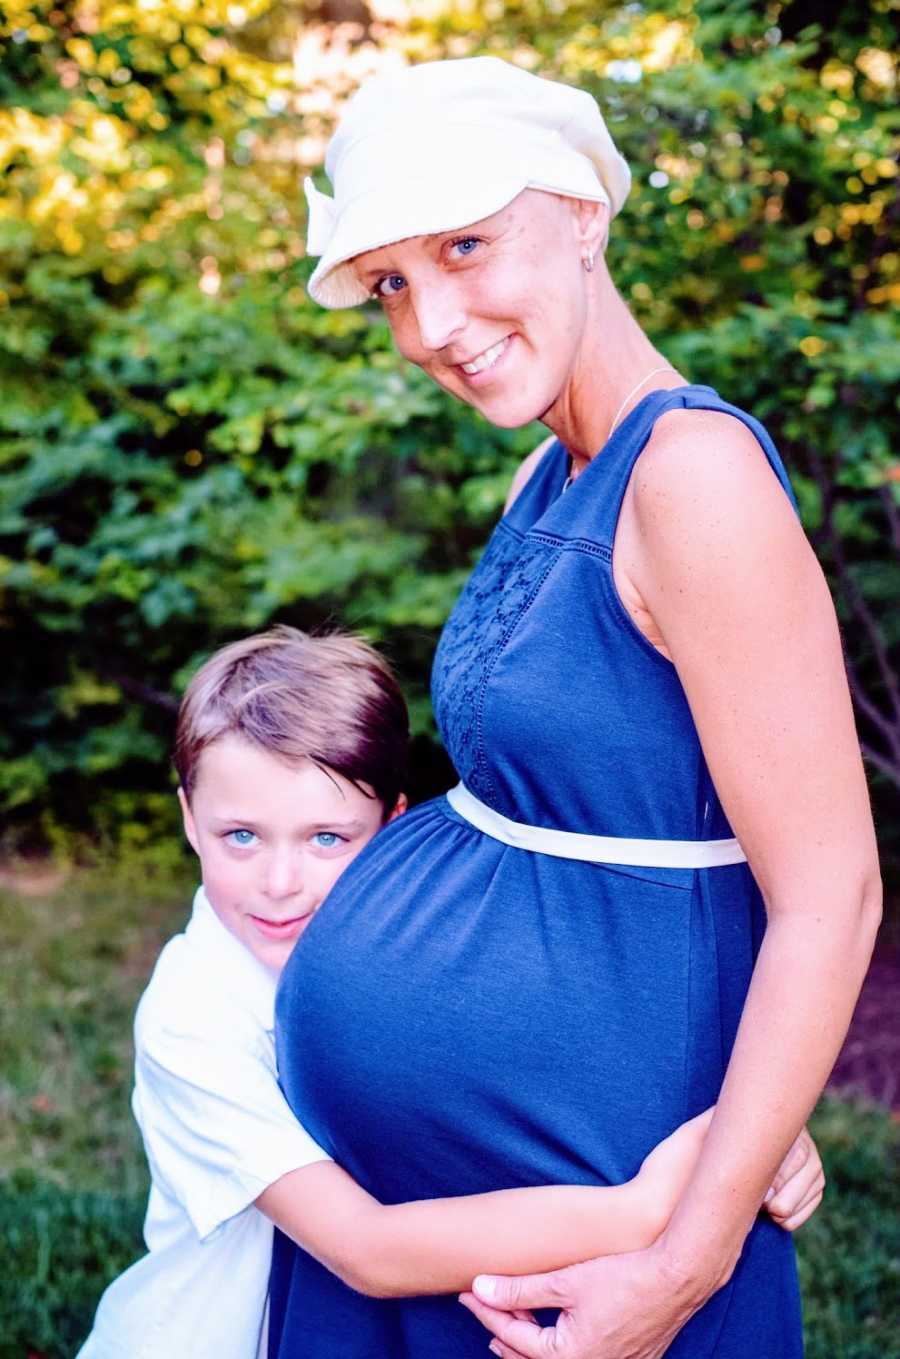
[633,406,779,509]
[504,434,558,514]
[626,404,804,559]
[619,403,810,650]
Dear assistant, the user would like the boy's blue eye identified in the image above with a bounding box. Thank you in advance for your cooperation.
[312,831,344,849]
[226,829,258,847]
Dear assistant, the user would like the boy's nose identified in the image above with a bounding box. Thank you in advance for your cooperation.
[262,851,304,901]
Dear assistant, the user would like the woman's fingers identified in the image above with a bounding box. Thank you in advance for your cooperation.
[471,1271,572,1312]
[488,1340,534,1359]
[459,1269,573,1358]
[459,1293,554,1359]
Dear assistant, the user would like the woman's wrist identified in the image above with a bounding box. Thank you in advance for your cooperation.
[648,1219,745,1306]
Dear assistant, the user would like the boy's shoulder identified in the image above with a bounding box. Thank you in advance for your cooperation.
[136,926,213,1028]
[135,891,273,1052]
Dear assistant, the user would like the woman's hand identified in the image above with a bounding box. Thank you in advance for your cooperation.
[459,1122,824,1358]
[459,1241,719,1359]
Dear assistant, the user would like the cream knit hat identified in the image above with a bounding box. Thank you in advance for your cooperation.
[305,56,631,308]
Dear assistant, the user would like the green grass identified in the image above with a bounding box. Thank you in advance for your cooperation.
[0,1175,146,1359]
[0,861,192,1196]
[0,862,190,1356]
[798,1098,899,1359]
[1,867,897,1356]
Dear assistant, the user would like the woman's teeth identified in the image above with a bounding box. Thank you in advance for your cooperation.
[461,338,508,375]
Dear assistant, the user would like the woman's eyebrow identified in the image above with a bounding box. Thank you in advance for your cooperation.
[357,252,419,282]
[357,230,467,282]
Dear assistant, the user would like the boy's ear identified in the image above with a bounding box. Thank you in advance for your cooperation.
[387,792,408,823]
[178,786,200,856]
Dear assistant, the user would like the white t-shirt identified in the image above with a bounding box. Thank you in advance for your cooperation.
[77,887,330,1359]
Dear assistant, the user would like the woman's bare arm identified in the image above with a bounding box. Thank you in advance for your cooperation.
[627,411,880,1290]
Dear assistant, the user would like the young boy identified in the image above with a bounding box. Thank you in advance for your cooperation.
[78,626,818,1359]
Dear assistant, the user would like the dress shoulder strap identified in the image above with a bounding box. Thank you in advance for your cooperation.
[502,437,569,535]
[536,384,798,548]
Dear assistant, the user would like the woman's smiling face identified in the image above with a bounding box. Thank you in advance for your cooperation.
[353,191,595,429]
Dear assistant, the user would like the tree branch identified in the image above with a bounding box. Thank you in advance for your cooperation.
[860,741,900,791]
[879,484,900,558]
[843,650,900,758]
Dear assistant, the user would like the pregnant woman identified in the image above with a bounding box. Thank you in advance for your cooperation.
[270,58,881,1358]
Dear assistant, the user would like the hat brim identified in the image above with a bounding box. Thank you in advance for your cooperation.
[308,156,609,309]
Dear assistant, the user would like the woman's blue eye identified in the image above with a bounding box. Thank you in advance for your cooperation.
[227,829,258,847]
[312,831,344,849]
[375,273,406,298]
[451,237,480,257]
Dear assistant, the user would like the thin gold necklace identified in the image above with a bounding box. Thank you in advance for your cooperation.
[562,365,679,490]
[608,364,678,439]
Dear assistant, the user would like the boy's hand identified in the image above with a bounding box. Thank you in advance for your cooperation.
[763,1125,824,1231]
[636,1112,824,1238]
[634,1108,713,1232]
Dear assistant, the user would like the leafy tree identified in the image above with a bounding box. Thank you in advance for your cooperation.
[1,0,897,858]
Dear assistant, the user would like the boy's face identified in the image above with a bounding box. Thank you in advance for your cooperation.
[179,735,405,974]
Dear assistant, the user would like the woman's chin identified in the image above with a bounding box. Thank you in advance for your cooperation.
[466,389,553,429]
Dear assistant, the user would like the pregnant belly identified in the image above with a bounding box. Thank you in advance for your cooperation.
[274,798,725,1205]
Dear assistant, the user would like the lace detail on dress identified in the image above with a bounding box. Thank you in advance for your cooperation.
[432,523,557,803]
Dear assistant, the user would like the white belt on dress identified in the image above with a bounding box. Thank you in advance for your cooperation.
[446,783,747,870]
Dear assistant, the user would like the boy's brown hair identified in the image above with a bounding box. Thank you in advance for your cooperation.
[174,626,408,814]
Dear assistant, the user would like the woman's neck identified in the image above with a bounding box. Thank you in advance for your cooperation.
[542,269,686,475]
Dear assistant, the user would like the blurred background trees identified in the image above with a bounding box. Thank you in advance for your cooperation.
[1,0,898,864]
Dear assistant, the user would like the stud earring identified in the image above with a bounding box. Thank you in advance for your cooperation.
[582,249,595,273]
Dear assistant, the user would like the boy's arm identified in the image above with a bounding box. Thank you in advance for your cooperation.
[257,1164,658,1298]
[259,1111,823,1298]
[135,1006,333,1245]
[255,1111,711,1297]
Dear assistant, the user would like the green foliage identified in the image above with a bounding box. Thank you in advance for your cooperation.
[0,866,191,1190]
[0,1173,145,1359]
[799,1097,900,1359]
[1,0,898,847]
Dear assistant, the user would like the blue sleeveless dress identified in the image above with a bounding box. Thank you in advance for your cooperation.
[269,385,803,1357]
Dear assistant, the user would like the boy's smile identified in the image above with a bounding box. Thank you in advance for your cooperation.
[179,735,403,973]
